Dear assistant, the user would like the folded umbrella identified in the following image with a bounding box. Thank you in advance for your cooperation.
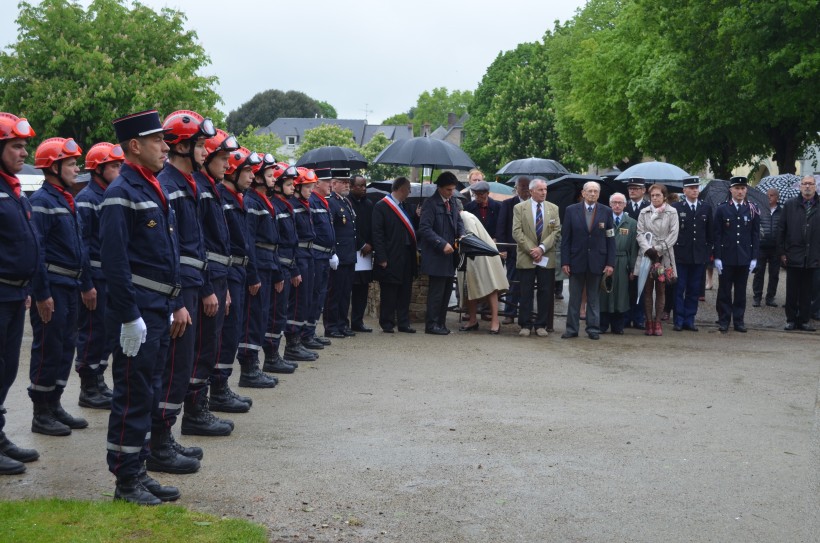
[457,233,500,259]
[636,232,653,304]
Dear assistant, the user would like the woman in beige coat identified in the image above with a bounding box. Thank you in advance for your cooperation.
[457,211,509,333]
[634,183,679,336]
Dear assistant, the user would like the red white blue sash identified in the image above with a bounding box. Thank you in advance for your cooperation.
[383,195,415,243]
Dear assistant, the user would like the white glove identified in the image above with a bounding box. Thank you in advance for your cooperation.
[749,259,757,272]
[120,317,147,357]
[329,253,339,270]
[714,259,723,274]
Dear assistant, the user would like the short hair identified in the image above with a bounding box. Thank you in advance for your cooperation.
[350,174,366,186]
[468,168,484,181]
[583,181,601,192]
[648,183,668,198]
[529,178,547,190]
[767,188,779,196]
[392,176,410,192]
[609,193,626,204]
[435,171,459,187]
[516,176,531,187]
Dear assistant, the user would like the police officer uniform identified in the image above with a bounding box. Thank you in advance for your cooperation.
[625,178,649,328]
[324,178,357,337]
[672,177,712,331]
[349,184,374,332]
[309,186,336,342]
[713,177,760,332]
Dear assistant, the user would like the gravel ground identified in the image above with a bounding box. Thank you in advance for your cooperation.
[1,271,818,543]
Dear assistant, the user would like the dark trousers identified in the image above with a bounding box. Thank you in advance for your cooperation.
[674,263,705,327]
[29,284,77,403]
[75,277,111,379]
[351,270,372,329]
[106,308,169,479]
[0,300,26,426]
[238,268,272,364]
[717,265,749,328]
[305,258,329,339]
[627,276,645,327]
[566,273,602,335]
[784,266,814,324]
[265,266,290,357]
[213,274,245,384]
[288,256,313,336]
[188,276,227,398]
[752,246,780,301]
[504,256,520,316]
[379,281,412,331]
[324,263,354,334]
[599,311,624,333]
[426,275,453,330]
[517,267,555,329]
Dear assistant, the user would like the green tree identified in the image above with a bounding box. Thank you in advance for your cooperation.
[226,90,331,135]
[380,112,411,126]
[236,125,283,157]
[294,124,356,160]
[317,101,338,119]
[360,132,409,180]
[412,87,472,135]
[0,0,222,152]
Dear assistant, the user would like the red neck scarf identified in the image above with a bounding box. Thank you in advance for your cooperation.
[0,170,21,198]
[93,177,108,192]
[222,182,243,208]
[125,159,167,210]
[311,191,329,209]
[274,193,293,213]
[51,182,75,214]
[257,190,275,214]
[202,171,220,199]
[181,171,197,198]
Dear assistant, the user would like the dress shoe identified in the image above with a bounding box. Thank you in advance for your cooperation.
[560,332,578,339]
[683,324,699,332]
[784,322,796,331]
[752,298,761,307]
[459,322,479,332]
[798,323,817,332]
[718,324,728,333]
[518,328,531,337]
[588,332,600,340]
[734,325,748,333]
[342,328,357,337]
[673,324,683,331]
[325,331,346,339]
[425,326,448,335]
[351,325,373,333]
[398,326,416,334]
[0,432,39,463]
[611,329,624,335]
[535,327,549,337]
[765,299,778,307]
[381,327,394,333]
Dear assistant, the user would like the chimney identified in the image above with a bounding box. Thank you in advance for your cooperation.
[422,122,431,137]
[447,112,456,128]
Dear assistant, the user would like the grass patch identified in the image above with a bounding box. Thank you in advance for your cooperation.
[0,498,267,542]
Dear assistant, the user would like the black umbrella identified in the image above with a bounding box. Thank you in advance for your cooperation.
[457,233,499,258]
[545,174,621,222]
[700,179,768,216]
[496,157,569,179]
[365,186,389,204]
[295,146,368,170]
[504,174,548,187]
[373,137,476,170]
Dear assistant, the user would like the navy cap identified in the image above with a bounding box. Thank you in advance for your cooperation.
[626,177,646,186]
[682,176,700,187]
[112,110,166,143]
[471,180,490,192]
[729,176,748,187]
[314,168,351,180]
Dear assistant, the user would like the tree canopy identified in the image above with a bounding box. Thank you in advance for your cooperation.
[293,125,356,160]
[0,0,222,153]
[236,125,283,157]
[383,88,472,136]
[226,90,335,135]
[360,132,409,181]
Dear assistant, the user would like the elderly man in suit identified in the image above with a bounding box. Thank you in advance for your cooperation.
[418,172,465,335]
[512,178,560,337]
[561,181,615,340]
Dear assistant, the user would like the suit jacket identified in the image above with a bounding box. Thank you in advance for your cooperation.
[625,199,649,221]
[713,200,760,266]
[560,202,616,274]
[672,200,713,265]
[418,194,465,277]
[496,195,520,267]
[777,195,820,268]
[464,198,500,239]
[512,198,560,270]
[372,197,417,284]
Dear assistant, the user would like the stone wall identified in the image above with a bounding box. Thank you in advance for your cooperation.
[366,275,430,323]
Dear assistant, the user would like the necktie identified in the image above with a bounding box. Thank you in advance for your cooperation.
[633,202,638,213]
[587,205,594,213]
[445,200,451,212]
[535,203,543,241]
[615,215,620,227]
[690,203,695,212]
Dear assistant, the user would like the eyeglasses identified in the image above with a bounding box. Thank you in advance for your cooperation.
[12,118,35,138]
[800,182,816,187]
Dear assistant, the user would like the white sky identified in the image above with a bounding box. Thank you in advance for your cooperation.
[1,0,587,124]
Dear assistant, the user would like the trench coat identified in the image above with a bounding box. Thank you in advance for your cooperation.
[633,204,679,276]
[600,213,637,313]
[457,211,509,301]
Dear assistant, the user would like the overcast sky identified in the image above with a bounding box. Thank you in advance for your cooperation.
[1,0,587,124]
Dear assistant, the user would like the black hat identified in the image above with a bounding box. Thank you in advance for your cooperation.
[626,177,646,187]
[682,176,700,187]
[112,110,165,143]
[434,171,459,187]
[729,176,748,187]
[315,168,351,180]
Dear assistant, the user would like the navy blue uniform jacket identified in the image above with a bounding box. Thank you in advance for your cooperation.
[0,176,40,302]
[309,192,335,260]
[194,171,231,296]
[672,200,713,265]
[75,179,107,283]
[158,163,205,290]
[272,194,298,272]
[560,202,616,273]
[328,192,357,265]
[216,184,250,285]
[244,190,281,283]
[713,201,760,266]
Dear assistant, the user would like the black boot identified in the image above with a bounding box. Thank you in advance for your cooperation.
[31,402,71,436]
[301,335,325,350]
[0,432,39,463]
[284,335,318,362]
[50,400,88,429]
[168,432,203,460]
[238,359,278,388]
[209,380,251,413]
[138,467,180,502]
[97,374,113,398]
[314,335,332,346]
[78,373,111,410]
[0,452,25,475]
[181,392,233,436]
[114,476,161,505]
[146,426,200,474]
[263,351,296,374]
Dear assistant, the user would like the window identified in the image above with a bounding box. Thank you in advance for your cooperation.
[286,136,297,146]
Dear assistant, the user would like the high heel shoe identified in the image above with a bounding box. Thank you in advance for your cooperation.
[459,322,479,332]
[488,327,500,335]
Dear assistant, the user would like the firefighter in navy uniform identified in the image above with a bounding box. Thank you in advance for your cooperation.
[74,142,123,410]
[323,170,358,337]
[308,170,338,343]
[264,163,302,372]
[28,137,94,436]
[0,113,40,475]
[101,109,184,505]
[713,176,760,333]
[236,152,288,387]
[190,129,252,414]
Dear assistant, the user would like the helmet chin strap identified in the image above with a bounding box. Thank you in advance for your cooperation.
[169,139,201,172]
[0,141,13,177]
[93,167,110,187]
[52,160,72,190]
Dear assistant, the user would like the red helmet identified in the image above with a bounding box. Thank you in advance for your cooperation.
[34,137,83,169]
[226,147,262,176]
[273,162,299,182]
[84,142,124,171]
[162,110,216,145]
[251,152,276,175]
[0,113,36,141]
[204,129,239,158]
[294,167,318,185]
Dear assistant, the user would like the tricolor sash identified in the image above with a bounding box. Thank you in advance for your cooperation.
[383,196,415,243]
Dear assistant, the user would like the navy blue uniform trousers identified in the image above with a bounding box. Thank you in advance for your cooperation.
[213,273,245,384]
[674,263,705,328]
[75,277,111,379]
[0,300,26,425]
[306,259,330,339]
[29,284,78,403]
[324,263,354,335]
[265,266,290,357]
[188,276,227,399]
[288,256,313,336]
[717,265,749,328]
[238,269,271,364]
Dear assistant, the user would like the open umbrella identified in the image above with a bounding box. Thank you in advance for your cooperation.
[496,157,569,179]
[757,174,802,205]
[545,174,622,222]
[484,181,514,195]
[372,137,476,170]
[295,145,368,170]
[700,179,768,216]
[365,186,389,204]
[615,161,690,191]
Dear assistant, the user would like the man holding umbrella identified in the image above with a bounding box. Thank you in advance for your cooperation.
[418,172,465,335]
